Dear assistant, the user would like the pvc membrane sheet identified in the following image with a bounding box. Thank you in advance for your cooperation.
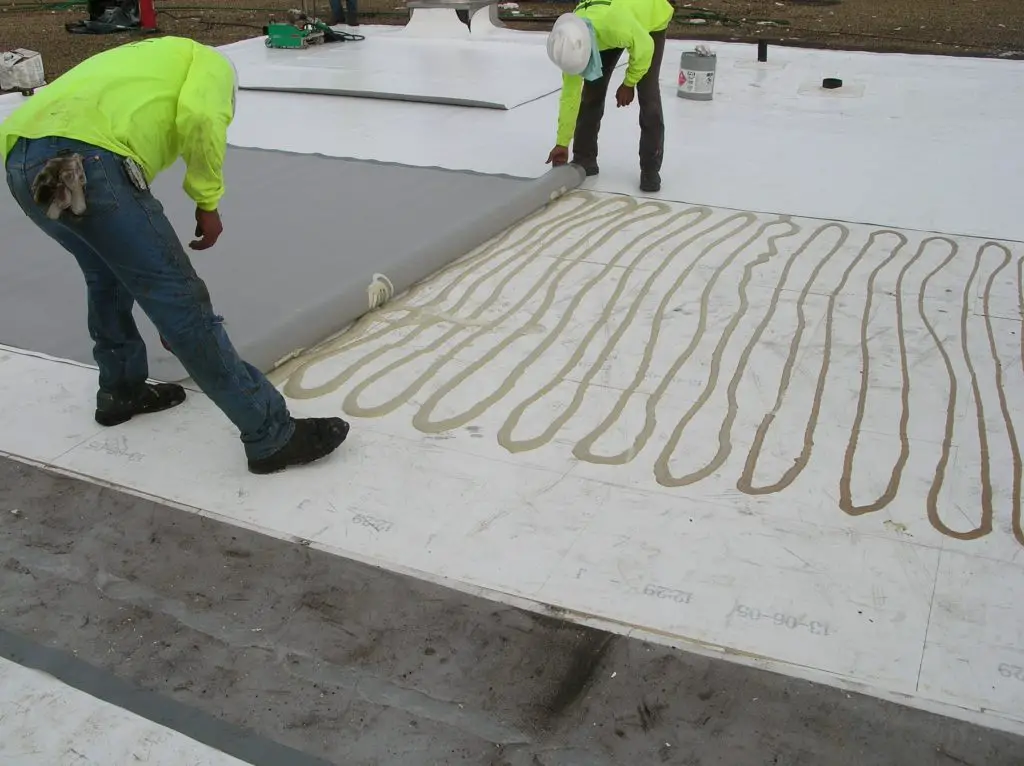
[233,35,564,109]
[0,145,584,382]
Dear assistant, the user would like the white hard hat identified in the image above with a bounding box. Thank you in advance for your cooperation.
[546,14,592,75]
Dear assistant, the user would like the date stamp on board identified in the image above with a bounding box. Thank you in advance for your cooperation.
[733,604,832,636]
[643,583,694,604]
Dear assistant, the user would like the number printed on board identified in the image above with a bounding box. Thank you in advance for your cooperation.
[733,604,832,636]
[998,663,1024,682]
[643,583,693,604]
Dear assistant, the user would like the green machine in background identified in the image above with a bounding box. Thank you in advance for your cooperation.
[264,19,325,49]
[263,1,364,48]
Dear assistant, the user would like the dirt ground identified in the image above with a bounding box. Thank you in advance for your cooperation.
[0,0,1022,87]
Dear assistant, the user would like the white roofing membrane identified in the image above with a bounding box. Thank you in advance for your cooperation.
[1,17,1023,740]
[0,657,248,765]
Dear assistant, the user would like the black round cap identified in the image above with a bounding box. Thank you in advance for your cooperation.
[822,77,843,89]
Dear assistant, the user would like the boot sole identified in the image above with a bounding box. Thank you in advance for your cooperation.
[96,411,135,427]
[94,392,186,427]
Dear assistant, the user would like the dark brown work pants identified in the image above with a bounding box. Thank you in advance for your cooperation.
[572,29,666,173]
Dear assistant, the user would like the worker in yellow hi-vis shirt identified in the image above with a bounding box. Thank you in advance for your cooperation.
[0,37,348,475]
[544,0,673,193]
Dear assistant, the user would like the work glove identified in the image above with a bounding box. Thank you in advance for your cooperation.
[31,154,87,220]
[615,84,635,108]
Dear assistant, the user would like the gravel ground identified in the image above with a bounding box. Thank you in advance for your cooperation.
[1,0,1022,87]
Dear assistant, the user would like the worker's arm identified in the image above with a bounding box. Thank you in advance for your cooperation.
[554,72,584,148]
[175,47,235,212]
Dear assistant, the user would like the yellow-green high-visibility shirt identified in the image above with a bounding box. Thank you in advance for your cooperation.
[553,0,674,148]
[0,36,236,211]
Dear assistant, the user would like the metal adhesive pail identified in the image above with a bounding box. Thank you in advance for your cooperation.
[677,49,716,100]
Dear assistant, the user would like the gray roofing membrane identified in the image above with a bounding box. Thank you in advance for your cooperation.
[0,145,584,382]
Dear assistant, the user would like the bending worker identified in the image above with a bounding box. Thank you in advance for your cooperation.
[0,37,349,475]
[544,0,673,193]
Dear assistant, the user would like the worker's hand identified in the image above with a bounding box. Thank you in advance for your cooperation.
[546,145,569,166]
[190,207,223,251]
[615,84,635,108]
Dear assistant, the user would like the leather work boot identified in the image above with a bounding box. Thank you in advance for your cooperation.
[248,417,351,475]
[95,382,186,427]
[572,159,599,177]
[640,169,661,193]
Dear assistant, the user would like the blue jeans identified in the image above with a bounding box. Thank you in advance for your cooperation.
[328,0,357,21]
[5,136,295,460]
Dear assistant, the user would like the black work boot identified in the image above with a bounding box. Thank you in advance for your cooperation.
[640,169,661,193]
[95,382,186,427]
[572,158,599,177]
[248,417,350,475]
